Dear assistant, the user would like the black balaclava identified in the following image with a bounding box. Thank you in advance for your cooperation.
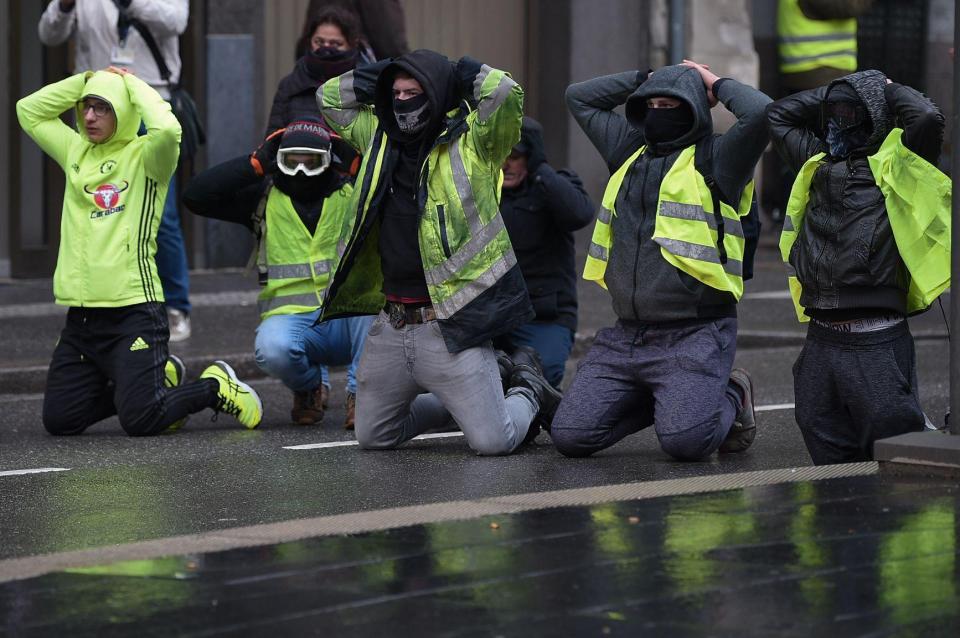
[643,101,695,144]
[394,92,431,136]
[823,82,871,158]
[304,46,359,81]
[274,119,341,203]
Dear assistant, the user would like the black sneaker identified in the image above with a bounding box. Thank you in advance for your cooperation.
[495,349,514,393]
[510,363,562,432]
[720,368,756,453]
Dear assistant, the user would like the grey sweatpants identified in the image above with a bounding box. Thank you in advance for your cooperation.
[354,312,537,456]
[551,318,742,460]
[794,321,925,465]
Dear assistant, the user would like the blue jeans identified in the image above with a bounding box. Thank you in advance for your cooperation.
[156,173,191,313]
[254,310,373,394]
[503,322,574,387]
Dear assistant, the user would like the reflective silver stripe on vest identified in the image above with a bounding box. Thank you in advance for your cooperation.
[659,201,744,237]
[654,237,743,277]
[472,64,493,103]
[780,50,856,65]
[337,240,348,257]
[313,260,332,275]
[423,214,507,287]
[783,216,796,232]
[258,292,321,315]
[448,139,483,235]
[322,73,357,127]
[588,242,608,262]
[477,73,517,121]
[268,263,312,280]
[597,206,613,224]
[780,33,855,44]
[784,263,797,277]
[433,250,517,319]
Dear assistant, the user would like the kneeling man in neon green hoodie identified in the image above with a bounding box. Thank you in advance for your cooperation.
[17,67,262,434]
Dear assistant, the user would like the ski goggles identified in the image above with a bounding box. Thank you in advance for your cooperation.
[276,147,331,176]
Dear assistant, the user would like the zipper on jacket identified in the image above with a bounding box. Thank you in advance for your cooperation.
[437,204,452,258]
[631,153,651,320]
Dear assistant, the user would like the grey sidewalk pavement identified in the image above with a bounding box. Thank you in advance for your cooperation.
[0,245,950,393]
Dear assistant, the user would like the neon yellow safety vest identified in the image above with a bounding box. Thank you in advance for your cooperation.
[778,0,857,74]
[257,184,353,320]
[584,144,754,300]
[779,128,951,322]
[319,65,524,323]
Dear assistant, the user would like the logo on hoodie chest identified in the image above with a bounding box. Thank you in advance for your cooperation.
[84,181,129,219]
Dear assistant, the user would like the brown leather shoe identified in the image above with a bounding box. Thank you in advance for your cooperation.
[343,391,356,430]
[291,386,326,425]
[320,384,330,409]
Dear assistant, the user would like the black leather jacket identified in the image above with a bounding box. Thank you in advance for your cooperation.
[767,78,944,318]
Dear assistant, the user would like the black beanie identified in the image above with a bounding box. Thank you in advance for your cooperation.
[280,119,331,150]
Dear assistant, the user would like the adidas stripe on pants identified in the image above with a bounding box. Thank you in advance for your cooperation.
[43,303,217,436]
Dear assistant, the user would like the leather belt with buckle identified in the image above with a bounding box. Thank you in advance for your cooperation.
[385,302,437,329]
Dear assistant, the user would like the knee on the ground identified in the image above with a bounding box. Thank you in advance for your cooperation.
[42,409,87,436]
[254,330,298,375]
[549,425,600,458]
[658,427,715,462]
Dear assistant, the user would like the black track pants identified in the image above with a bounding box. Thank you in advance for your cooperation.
[42,303,217,436]
[794,321,925,465]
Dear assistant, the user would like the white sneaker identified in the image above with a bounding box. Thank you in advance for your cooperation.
[168,308,192,342]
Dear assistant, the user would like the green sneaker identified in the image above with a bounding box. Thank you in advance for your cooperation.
[164,354,188,433]
[200,360,263,429]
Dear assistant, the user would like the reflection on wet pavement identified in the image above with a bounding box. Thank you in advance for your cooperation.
[2,474,958,636]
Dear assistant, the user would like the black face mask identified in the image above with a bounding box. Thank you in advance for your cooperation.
[643,103,694,144]
[304,46,358,80]
[824,100,870,158]
[275,171,338,204]
[394,93,431,135]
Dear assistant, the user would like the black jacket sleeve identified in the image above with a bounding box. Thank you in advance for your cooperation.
[532,164,595,232]
[766,86,828,173]
[885,82,945,165]
[182,156,267,231]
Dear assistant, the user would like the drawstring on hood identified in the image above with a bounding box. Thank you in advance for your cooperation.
[77,71,139,146]
[624,64,712,154]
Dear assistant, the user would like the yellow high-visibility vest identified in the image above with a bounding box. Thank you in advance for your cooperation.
[778,0,857,74]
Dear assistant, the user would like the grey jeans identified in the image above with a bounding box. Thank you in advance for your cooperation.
[355,311,537,456]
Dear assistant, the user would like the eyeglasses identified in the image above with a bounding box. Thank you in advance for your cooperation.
[80,101,112,117]
[277,147,332,176]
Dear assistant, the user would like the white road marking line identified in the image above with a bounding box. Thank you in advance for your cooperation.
[743,290,792,300]
[756,403,795,412]
[284,431,464,450]
[0,468,70,477]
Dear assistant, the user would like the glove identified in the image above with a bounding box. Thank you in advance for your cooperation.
[250,128,285,177]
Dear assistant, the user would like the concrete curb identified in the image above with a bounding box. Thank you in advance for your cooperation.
[2,331,948,395]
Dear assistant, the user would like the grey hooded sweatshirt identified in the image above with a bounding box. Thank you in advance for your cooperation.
[566,66,772,322]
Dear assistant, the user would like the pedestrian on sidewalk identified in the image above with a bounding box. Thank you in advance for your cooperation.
[768,69,949,464]
[554,60,770,461]
[318,50,560,455]
[183,119,371,429]
[39,0,195,342]
[17,68,262,435]
[493,116,594,389]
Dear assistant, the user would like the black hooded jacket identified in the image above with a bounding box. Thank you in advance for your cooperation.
[372,50,462,300]
[501,118,594,332]
[767,70,945,318]
[566,66,772,323]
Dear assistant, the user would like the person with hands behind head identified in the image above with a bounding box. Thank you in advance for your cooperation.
[183,118,372,429]
[767,70,948,464]
[554,59,771,461]
[318,49,561,455]
[17,66,262,436]
[493,116,594,389]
